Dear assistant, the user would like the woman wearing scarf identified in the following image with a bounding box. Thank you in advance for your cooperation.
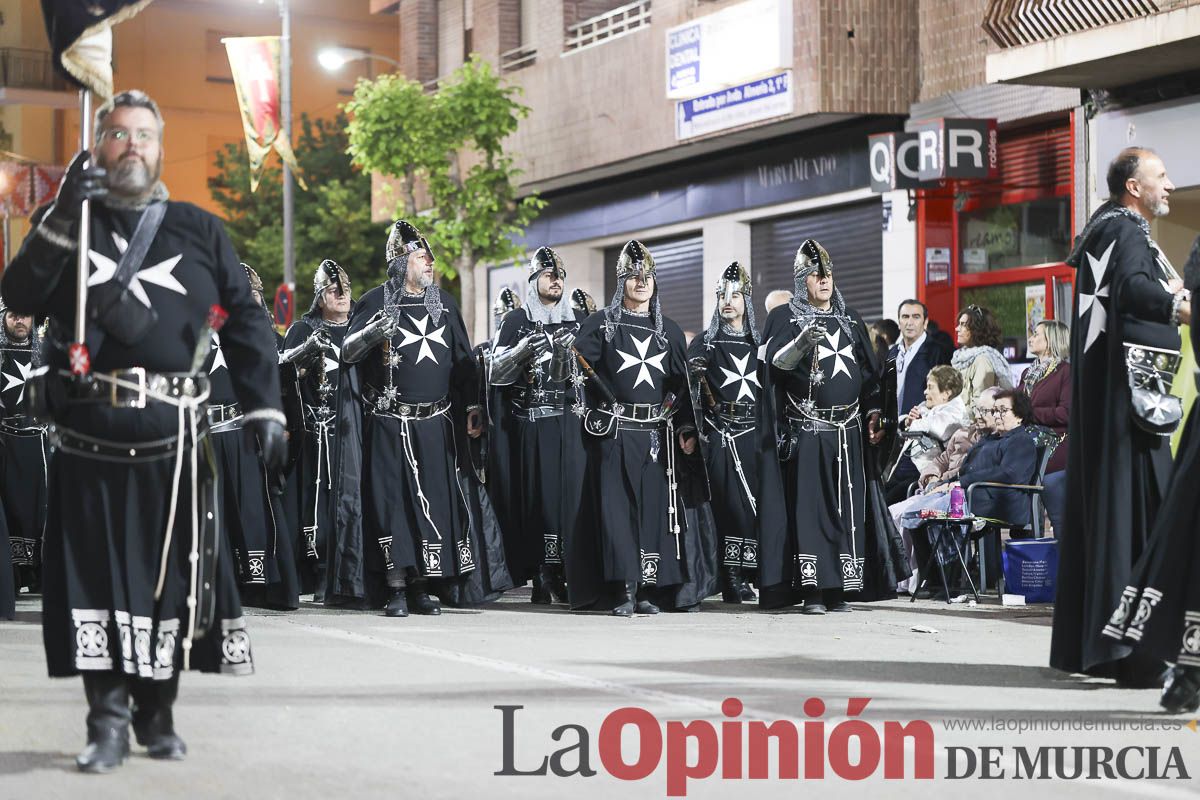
[952,304,1013,412]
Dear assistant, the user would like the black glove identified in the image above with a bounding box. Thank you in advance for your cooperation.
[247,416,287,475]
[45,150,108,227]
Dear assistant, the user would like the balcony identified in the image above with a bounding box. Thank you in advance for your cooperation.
[984,0,1200,88]
[563,0,652,55]
[0,48,76,108]
[500,45,537,72]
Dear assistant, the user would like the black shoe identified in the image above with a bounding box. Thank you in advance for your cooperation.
[635,599,660,615]
[313,566,327,605]
[802,602,827,616]
[736,578,758,603]
[384,589,409,617]
[131,675,187,761]
[407,589,441,616]
[1161,666,1200,714]
[612,583,635,617]
[545,567,569,605]
[828,601,852,612]
[530,573,553,605]
[77,674,131,774]
[721,567,745,603]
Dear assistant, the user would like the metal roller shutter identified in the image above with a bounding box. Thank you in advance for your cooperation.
[749,199,884,324]
[603,233,705,333]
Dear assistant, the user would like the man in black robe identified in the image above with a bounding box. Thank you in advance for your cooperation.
[566,240,708,615]
[1051,147,1191,686]
[686,262,761,604]
[0,304,49,592]
[2,89,285,772]
[490,247,585,603]
[205,266,299,610]
[342,220,486,617]
[757,240,888,613]
[280,259,354,602]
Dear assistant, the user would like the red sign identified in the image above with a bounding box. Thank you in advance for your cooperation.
[273,283,294,329]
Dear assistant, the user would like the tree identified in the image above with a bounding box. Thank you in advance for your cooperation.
[209,112,387,318]
[344,56,545,335]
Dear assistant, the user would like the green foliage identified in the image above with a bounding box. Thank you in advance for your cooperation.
[208,112,388,316]
[344,56,546,312]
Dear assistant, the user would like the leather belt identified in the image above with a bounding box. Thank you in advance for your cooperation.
[706,411,755,431]
[608,402,664,421]
[0,415,45,436]
[208,403,242,428]
[512,406,564,421]
[713,400,755,418]
[616,417,666,432]
[64,368,207,409]
[51,425,209,463]
[785,395,860,425]
[370,396,450,420]
[513,387,567,408]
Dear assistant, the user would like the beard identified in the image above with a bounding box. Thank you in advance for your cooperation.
[1149,196,1170,218]
[107,154,161,196]
[539,287,562,304]
[409,270,433,290]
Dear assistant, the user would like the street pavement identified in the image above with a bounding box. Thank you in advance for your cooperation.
[2,589,1197,799]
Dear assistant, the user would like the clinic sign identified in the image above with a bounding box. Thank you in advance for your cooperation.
[868,119,998,192]
[676,71,793,141]
[666,0,793,100]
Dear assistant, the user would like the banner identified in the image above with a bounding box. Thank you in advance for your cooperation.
[223,36,306,192]
[0,158,67,218]
[40,0,157,100]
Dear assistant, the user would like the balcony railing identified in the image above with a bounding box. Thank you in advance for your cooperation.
[564,0,651,55]
[1,48,70,92]
[983,0,1161,49]
[501,45,537,72]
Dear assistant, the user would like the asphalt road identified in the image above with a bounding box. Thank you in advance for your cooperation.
[1,590,1196,799]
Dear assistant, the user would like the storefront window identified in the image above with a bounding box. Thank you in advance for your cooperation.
[959,196,1070,273]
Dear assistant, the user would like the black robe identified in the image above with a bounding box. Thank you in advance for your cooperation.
[490,306,586,585]
[3,197,283,679]
[0,339,49,575]
[282,312,353,594]
[344,285,511,605]
[1101,308,1200,668]
[207,331,299,610]
[686,326,761,574]
[1,500,14,619]
[565,308,711,610]
[755,303,906,607]
[1050,205,1180,678]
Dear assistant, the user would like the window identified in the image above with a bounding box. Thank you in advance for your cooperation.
[959,196,1070,273]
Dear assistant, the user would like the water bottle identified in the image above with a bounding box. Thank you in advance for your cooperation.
[949,485,965,518]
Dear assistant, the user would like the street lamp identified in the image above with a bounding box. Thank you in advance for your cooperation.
[317,47,401,72]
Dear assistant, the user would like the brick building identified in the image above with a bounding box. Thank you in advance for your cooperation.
[372,0,923,341]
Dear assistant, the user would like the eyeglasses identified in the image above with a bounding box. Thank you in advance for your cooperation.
[101,127,157,144]
[987,405,1013,417]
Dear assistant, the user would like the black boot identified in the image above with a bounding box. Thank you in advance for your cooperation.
[407,582,441,615]
[130,674,187,760]
[801,587,826,615]
[313,564,327,605]
[545,565,568,604]
[721,567,744,603]
[384,587,409,617]
[77,673,131,773]
[530,572,553,605]
[736,571,758,602]
[635,585,660,615]
[1161,665,1200,714]
[612,582,635,617]
[825,588,851,613]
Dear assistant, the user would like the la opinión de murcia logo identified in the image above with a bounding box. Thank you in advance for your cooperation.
[496,697,936,796]
[495,698,1193,795]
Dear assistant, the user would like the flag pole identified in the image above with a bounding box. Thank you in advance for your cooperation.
[73,88,93,372]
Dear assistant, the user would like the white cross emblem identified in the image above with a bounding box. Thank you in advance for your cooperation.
[718,349,761,402]
[209,332,227,373]
[2,358,33,405]
[397,313,448,365]
[88,231,187,307]
[817,328,855,380]
[1079,240,1113,354]
[616,333,667,390]
[323,341,341,376]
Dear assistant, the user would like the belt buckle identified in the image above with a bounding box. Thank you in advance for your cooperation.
[112,367,147,409]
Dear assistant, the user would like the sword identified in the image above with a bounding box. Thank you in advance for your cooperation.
[572,348,619,409]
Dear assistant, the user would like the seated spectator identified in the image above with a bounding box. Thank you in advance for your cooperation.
[1021,319,1071,474]
[890,387,999,592]
[885,363,966,503]
[901,364,969,474]
[895,389,1038,592]
[952,304,1013,412]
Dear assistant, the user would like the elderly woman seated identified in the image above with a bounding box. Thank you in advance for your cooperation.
[891,388,1039,592]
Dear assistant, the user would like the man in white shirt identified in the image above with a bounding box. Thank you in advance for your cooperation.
[886,299,950,501]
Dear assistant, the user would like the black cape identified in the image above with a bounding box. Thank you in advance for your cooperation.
[1050,203,1180,678]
